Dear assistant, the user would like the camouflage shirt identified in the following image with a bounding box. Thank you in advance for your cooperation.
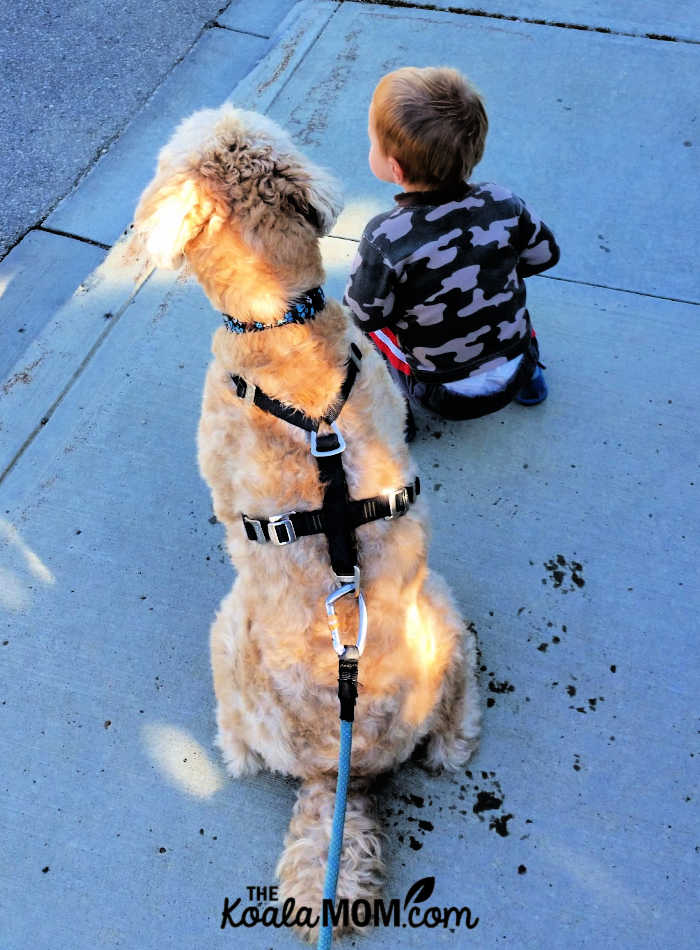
[344,180,560,383]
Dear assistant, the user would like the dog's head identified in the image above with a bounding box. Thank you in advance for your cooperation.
[130,105,344,272]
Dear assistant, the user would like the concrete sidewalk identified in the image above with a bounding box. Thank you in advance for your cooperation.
[1,2,698,948]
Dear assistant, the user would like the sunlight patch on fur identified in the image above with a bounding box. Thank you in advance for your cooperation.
[142,722,226,799]
[401,601,440,725]
[144,181,199,269]
[404,601,437,667]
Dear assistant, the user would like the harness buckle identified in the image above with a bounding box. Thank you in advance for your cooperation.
[268,512,297,545]
[243,381,257,406]
[309,421,346,457]
[242,515,266,544]
[385,486,410,520]
[233,376,257,406]
[325,582,368,656]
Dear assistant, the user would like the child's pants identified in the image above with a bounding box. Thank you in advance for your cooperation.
[381,333,540,421]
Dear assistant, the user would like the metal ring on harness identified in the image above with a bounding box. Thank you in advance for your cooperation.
[309,422,346,457]
[325,582,367,657]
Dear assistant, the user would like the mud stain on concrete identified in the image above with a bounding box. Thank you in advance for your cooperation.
[2,355,45,394]
[542,554,585,591]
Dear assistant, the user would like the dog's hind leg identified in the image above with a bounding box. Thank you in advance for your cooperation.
[422,631,481,771]
[213,701,265,778]
[210,588,265,777]
[276,774,385,944]
[414,576,481,772]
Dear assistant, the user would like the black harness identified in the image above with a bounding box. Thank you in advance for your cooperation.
[226,289,420,582]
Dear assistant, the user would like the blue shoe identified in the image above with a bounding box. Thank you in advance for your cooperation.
[514,365,548,405]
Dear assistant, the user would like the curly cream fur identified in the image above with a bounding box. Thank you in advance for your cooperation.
[131,103,480,943]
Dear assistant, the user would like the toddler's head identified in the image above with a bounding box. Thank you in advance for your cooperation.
[368,66,488,190]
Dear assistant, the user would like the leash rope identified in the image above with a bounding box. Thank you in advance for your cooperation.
[319,586,363,950]
[319,718,353,950]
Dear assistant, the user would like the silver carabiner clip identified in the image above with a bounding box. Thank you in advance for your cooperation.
[325,582,367,657]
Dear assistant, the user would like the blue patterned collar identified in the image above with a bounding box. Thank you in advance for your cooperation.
[222,287,326,334]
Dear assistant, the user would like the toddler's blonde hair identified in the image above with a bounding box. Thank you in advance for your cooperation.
[372,66,488,187]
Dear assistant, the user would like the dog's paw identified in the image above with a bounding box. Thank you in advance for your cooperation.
[422,729,479,773]
[215,731,264,778]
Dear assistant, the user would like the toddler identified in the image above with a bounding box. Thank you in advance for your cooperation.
[344,66,560,437]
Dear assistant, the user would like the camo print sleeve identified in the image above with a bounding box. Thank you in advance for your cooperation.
[343,231,402,331]
[516,203,561,278]
[344,182,560,383]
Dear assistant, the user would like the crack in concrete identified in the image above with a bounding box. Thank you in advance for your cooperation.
[349,0,700,45]
[255,2,342,114]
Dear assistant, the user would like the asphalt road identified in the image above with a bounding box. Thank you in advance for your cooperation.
[0,0,250,259]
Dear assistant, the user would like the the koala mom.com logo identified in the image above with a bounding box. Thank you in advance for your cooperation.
[220,876,480,932]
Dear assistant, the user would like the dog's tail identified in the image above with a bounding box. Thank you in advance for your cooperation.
[276,774,384,944]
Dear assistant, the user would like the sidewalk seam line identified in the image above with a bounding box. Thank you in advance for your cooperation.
[326,235,699,304]
[541,274,699,305]
[213,22,270,39]
[36,226,112,252]
[346,0,700,45]
[328,234,361,244]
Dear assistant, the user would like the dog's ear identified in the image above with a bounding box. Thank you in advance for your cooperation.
[275,160,344,236]
[131,170,215,270]
[285,191,323,232]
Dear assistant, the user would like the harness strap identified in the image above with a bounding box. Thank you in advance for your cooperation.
[314,432,358,579]
[229,342,364,580]
[229,343,362,433]
[241,478,421,546]
[230,339,417,580]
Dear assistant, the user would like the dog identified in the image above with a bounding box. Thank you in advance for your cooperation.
[130,103,481,942]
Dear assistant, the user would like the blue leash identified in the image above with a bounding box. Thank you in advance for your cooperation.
[318,718,354,950]
[317,585,366,950]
